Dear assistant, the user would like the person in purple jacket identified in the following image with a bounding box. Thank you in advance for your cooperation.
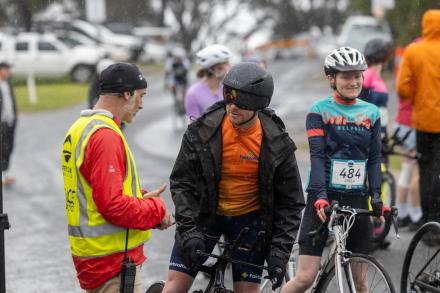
[184,44,232,121]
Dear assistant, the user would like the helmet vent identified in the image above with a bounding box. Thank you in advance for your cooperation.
[251,78,264,85]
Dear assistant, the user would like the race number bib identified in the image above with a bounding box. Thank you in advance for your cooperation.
[330,159,366,190]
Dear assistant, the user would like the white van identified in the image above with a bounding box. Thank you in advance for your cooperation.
[0,32,104,82]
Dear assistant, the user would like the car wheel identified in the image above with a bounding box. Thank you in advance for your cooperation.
[71,64,94,83]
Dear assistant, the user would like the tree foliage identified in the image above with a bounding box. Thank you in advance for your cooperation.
[0,0,53,30]
[388,0,440,46]
[2,0,440,54]
[348,0,371,15]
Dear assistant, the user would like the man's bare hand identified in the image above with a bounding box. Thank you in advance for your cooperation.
[142,183,166,199]
[158,212,173,230]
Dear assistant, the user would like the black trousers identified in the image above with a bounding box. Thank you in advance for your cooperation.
[416,130,440,222]
[1,121,16,172]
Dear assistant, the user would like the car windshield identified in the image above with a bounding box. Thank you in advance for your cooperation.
[346,24,390,50]
[349,24,390,35]
[57,36,79,48]
[94,23,114,38]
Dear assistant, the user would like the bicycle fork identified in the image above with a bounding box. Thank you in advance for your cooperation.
[334,226,357,293]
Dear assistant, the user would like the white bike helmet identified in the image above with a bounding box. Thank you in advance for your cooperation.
[196,44,232,69]
[173,47,186,58]
[324,46,367,75]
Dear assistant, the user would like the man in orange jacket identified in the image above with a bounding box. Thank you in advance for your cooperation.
[397,9,440,222]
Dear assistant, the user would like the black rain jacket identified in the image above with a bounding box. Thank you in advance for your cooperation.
[170,101,305,264]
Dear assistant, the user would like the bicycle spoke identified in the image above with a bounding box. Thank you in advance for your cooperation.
[317,254,394,293]
[402,222,440,293]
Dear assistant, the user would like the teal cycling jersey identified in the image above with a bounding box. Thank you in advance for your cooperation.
[306,95,382,200]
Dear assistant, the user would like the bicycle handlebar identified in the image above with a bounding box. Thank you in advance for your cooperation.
[308,201,400,239]
[196,250,269,271]
[195,227,269,272]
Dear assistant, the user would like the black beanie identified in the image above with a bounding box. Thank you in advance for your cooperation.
[99,63,147,94]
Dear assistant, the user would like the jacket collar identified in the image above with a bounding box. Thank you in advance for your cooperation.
[194,102,290,147]
[194,102,226,143]
[258,108,285,141]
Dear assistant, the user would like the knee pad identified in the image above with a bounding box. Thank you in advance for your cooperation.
[398,162,413,188]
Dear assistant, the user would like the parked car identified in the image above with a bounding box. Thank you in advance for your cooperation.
[139,40,167,63]
[68,19,143,61]
[56,30,130,61]
[337,15,392,51]
[0,32,103,82]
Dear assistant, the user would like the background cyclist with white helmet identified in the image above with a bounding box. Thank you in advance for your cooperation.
[162,62,305,293]
[281,47,387,293]
[184,44,232,121]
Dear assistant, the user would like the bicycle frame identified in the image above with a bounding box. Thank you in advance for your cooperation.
[309,205,373,293]
[196,228,270,293]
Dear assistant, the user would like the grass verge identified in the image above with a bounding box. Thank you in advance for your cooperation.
[14,82,88,112]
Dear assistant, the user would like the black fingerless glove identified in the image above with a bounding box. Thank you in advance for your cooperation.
[267,256,286,290]
[371,199,383,217]
[182,237,206,271]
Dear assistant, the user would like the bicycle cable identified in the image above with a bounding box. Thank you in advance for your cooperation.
[340,212,356,248]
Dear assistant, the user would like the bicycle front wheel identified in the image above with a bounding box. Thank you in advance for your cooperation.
[316,253,395,293]
[145,280,165,293]
[401,222,440,293]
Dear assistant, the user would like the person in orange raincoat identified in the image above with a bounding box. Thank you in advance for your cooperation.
[397,9,440,223]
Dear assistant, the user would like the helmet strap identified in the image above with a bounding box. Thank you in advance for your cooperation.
[335,89,353,101]
[208,67,227,79]
[332,72,362,101]
[233,111,257,127]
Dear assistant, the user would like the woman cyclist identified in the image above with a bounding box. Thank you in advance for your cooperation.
[184,44,232,121]
[281,47,387,293]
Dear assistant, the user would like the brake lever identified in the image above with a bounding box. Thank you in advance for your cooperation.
[389,207,400,239]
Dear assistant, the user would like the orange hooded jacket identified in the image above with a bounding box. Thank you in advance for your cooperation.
[397,10,440,133]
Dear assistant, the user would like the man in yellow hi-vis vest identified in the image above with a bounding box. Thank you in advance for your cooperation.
[62,63,172,292]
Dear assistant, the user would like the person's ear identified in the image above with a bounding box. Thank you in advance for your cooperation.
[123,91,131,100]
[327,75,336,90]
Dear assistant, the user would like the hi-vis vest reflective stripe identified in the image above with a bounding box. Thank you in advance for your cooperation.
[62,113,150,257]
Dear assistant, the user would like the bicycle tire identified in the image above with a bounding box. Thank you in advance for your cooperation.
[315,253,395,293]
[373,171,396,244]
[145,280,165,293]
[400,222,440,293]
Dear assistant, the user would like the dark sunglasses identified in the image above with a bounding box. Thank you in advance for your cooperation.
[223,86,238,105]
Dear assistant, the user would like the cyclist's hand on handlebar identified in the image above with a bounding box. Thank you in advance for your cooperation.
[142,183,167,199]
[182,237,205,271]
[314,198,330,222]
[379,205,392,223]
[371,201,390,223]
[267,255,285,290]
